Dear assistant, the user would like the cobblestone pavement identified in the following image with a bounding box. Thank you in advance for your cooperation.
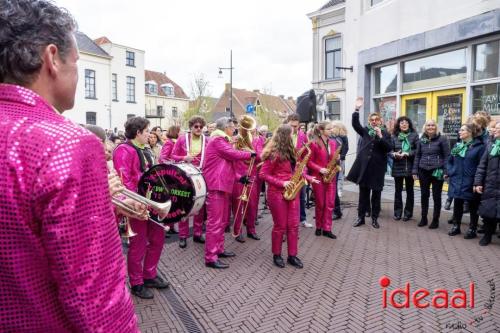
[133,187,500,333]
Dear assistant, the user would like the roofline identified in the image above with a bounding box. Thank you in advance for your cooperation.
[145,94,190,101]
[307,2,346,19]
[78,50,113,60]
[106,42,145,53]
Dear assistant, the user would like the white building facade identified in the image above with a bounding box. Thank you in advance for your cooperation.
[309,0,500,167]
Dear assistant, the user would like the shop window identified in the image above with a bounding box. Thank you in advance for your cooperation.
[374,96,397,132]
[374,64,397,94]
[326,100,341,120]
[403,49,466,91]
[325,37,342,80]
[474,40,500,80]
[472,83,500,116]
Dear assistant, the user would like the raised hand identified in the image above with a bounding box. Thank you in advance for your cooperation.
[354,97,364,111]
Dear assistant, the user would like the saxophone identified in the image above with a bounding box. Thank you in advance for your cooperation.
[283,142,312,201]
[322,145,342,183]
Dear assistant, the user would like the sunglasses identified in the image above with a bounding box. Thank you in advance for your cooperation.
[192,125,203,129]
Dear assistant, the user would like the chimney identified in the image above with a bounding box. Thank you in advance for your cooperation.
[287,96,294,101]
[279,95,285,99]
[253,89,260,93]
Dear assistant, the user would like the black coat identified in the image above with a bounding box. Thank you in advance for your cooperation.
[346,112,391,191]
[474,142,500,219]
[412,133,450,175]
[446,138,485,201]
[391,131,419,178]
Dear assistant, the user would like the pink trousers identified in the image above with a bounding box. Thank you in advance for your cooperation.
[178,205,205,239]
[267,190,299,257]
[312,182,336,232]
[205,190,230,263]
[128,218,165,287]
[231,182,258,236]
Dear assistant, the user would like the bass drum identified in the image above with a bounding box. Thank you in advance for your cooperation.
[138,163,207,225]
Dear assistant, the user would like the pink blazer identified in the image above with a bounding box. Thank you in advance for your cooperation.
[259,154,294,192]
[296,130,308,150]
[307,139,339,179]
[113,143,144,192]
[203,136,251,193]
[159,138,175,163]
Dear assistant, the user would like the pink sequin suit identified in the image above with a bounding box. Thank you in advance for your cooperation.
[0,84,138,332]
[259,155,304,257]
[307,139,338,232]
[113,143,165,287]
[170,133,208,239]
[203,136,251,263]
[159,137,176,163]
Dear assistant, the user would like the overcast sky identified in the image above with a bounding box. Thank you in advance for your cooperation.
[55,0,327,99]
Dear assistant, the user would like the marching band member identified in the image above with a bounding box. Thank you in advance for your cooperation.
[307,121,339,239]
[347,97,392,229]
[159,125,180,163]
[204,117,254,269]
[171,116,208,248]
[0,1,138,331]
[113,117,169,299]
[259,125,319,269]
[286,114,312,228]
[232,116,262,242]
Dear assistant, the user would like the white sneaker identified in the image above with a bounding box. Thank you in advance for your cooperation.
[301,221,313,228]
[338,190,343,198]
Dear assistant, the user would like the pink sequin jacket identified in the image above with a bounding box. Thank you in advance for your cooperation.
[0,84,138,332]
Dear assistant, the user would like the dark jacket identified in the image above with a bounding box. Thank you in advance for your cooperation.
[331,135,349,160]
[391,131,419,178]
[446,138,486,200]
[412,133,450,175]
[474,142,500,219]
[346,112,391,191]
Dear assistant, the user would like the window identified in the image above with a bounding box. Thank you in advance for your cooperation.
[374,64,397,94]
[126,51,135,67]
[112,73,118,101]
[403,49,467,91]
[326,100,341,120]
[172,106,178,118]
[472,83,500,116]
[371,0,385,6]
[127,114,136,119]
[146,82,158,95]
[157,105,163,116]
[325,37,342,80]
[86,112,96,125]
[126,76,135,103]
[85,69,96,99]
[161,84,174,96]
[474,40,500,80]
[374,96,397,124]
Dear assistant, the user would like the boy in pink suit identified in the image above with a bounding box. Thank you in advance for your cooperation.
[170,116,208,248]
[307,121,339,239]
[204,117,254,269]
[113,117,169,299]
[0,1,138,331]
[259,125,319,269]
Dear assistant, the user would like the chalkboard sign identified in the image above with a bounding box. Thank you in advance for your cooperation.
[439,95,462,136]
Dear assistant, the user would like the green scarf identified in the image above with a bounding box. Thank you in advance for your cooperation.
[398,132,411,153]
[131,139,146,149]
[210,129,230,140]
[451,138,473,157]
[490,139,500,157]
[367,124,385,138]
[432,168,444,180]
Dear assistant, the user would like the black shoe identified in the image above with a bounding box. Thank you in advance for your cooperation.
[402,216,411,222]
[219,251,236,258]
[353,217,365,227]
[167,228,178,234]
[322,230,337,239]
[235,234,246,243]
[165,233,170,239]
[429,218,439,229]
[205,260,229,269]
[315,229,322,236]
[447,218,455,225]
[144,276,169,289]
[393,215,402,221]
[287,256,303,269]
[418,218,428,227]
[179,238,187,249]
[247,233,260,240]
[131,284,154,299]
[371,218,380,229]
[444,198,452,210]
[448,225,461,236]
[193,235,205,244]
[477,224,485,234]
[273,255,285,268]
[464,228,477,239]
[479,234,492,246]
[224,226,231,233]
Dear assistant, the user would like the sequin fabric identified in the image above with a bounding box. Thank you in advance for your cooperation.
[0,84,138,332]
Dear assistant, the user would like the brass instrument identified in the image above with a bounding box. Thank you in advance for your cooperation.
[322,145,342,183]
[283,142,312,201]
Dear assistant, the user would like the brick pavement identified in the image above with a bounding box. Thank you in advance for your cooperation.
[133,187,500,333]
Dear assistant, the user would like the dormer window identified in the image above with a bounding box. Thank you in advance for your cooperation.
[145,81,158,95]
[161,83,175,96]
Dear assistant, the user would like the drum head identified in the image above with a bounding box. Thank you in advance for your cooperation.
[138,163,198,224]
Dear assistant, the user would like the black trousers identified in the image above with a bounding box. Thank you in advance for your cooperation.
[393,176,414,218]
[333,172,342,216]
[453,197,480,229]
[418,169,444,220]
[483,218,499,235]
[358,186,381,218]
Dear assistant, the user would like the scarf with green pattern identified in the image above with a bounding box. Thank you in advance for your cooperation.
[398,132,411,153]
[490,139,500,157]
[451,138,473,157]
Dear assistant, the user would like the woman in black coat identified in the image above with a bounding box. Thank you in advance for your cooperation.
[474,121,500,246]
[347,97,392,229]
[446,124,486,238]
[412,119,450,229]
[391,116,419,221]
